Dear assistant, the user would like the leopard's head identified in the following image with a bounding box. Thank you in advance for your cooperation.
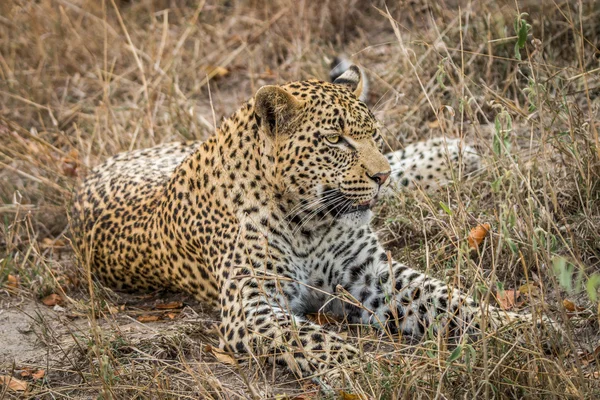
[254,66,390,228]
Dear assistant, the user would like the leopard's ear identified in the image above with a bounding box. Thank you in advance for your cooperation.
[254,86,301,137]
[333,64,364,100]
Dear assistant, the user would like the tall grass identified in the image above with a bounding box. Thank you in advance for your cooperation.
[1,0,599,398]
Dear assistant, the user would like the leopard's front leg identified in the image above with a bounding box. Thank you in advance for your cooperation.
[343,257,481,337]
[218,262,362,381]
[336,245,556,339]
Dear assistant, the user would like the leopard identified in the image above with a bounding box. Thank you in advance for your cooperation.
[330,56,481,193]
[72,65,557,384]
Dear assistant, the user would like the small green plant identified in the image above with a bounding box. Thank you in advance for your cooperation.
[493,108,513,157]
[514,12,532,60]
[552,256,600,302]
[522,77,547,113]
[435,57,448,89]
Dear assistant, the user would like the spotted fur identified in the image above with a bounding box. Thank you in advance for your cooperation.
[72,66,556,382]
[385,137,480,193]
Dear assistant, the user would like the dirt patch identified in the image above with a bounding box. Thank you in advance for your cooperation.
[0,289,310,398]
[0,299,55,366]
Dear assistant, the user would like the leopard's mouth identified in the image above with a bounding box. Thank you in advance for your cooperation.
[323,187,378,215]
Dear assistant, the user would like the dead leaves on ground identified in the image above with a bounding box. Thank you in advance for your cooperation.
[468,223,491,249]
[19,368,45,380]
[204,344,236,366]
[61,148,80,177]
[135,301,184,322]
[155,301,183,310]
[578,345,600,365]
[40,237,69,257]
[0,375,28,392]
[0,368,46,392]
[136,315,161,323]
[41,293,63,307]
[518,283,541,298]
[200,65,229,79]
[338,391,368,400]
[495,283,543,311]
[496,289,521,311]
[575,345,600,380]
[54,299,186,322]
[4,274,19,293]
[135,312,180,323]
[563,299,585,313]
[7,274,19,288]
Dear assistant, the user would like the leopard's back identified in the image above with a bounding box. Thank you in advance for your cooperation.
[71,141,200,290]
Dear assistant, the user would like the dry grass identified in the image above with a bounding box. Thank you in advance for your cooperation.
[1,0,599,398]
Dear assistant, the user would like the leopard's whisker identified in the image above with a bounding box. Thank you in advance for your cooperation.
[290,194,347,234]
[284,190,340,220]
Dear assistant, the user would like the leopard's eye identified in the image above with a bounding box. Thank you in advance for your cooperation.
[325,135,341,144]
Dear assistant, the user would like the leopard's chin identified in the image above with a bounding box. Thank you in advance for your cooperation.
[338,208,373,227]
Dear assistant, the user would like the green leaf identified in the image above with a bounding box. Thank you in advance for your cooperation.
[586,273,600,302]
[448,345,463,363]
[493,110,512,156]
[516,19,529,48]
[513,13,531,60]
[464,344,476,373]
[506,238,518,254]
[552,256,573,292]
[436,59,448,90]
[439,201,453,216]
[491,176,503,192]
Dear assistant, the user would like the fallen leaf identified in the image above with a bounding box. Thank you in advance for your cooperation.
[32,370,45,380]
[41,293,63,307]
[201,65,229,79]
[563,299,576,312]
[137,315,160,323]
[518,283,541,298]
[41,238,67,249]
[19,367,34,378]
[338,391,366,400]
[6,274,19,290]
[166,312,178,320]
[61,148,80,177]
[578,345,600,366]
[204,345,236,365]
[0,375,28,391]
[306,312,342,325]
[562,299,585,312]
[108,304,125,315]
[468,223,491,249]
[496,289,520,311]
[427,119,440,129]
[155,301,183,310]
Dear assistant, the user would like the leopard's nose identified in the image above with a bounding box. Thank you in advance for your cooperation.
[368,170,391,186]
